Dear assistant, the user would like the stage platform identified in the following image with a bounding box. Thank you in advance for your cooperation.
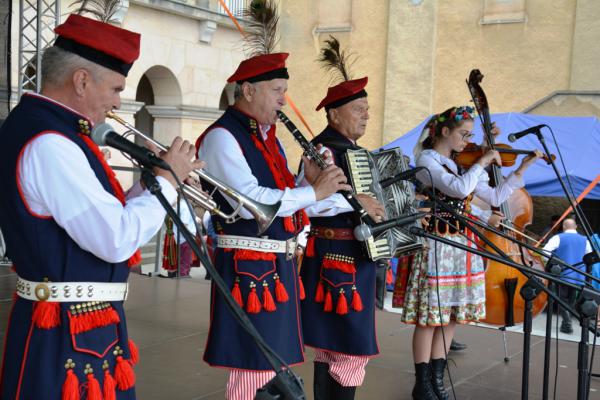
[2,265,600,400]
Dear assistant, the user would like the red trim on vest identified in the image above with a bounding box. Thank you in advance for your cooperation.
[68,307,120,335]
[15,317,35,399]
[71,326,119,358]
[16,131,66,219]
[79,134,142,267]
[233,249,276,261]
[322,258,356,274]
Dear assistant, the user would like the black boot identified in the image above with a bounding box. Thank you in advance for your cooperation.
[314,362,331,400]
[430,358,449,400]
[330,378,356,400]
[412,362,438,400]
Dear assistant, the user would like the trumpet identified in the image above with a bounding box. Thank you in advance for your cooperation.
[105,111,280,235]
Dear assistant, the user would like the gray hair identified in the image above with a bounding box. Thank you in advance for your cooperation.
[41,46,106,89]
[233,83,244,101]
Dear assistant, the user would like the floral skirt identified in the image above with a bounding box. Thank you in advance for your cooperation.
[395,233,486,326]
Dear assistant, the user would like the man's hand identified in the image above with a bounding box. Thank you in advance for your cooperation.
[355,193,385,222]
[311,164,352,200]
[488,210,505,228]
[148,137,204,189]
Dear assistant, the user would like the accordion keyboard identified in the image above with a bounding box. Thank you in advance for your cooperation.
[346,148,423,261]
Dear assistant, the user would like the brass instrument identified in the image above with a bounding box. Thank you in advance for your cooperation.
[105,111,280,235]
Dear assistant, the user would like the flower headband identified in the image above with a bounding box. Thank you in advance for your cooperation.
[428,106,476,136]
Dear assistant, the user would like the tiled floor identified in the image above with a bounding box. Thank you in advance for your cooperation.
[2,264,600,399]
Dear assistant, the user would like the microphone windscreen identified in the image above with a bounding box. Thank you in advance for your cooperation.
[353,224,372,242]
[91,123,115,146]
[507,133,517,143]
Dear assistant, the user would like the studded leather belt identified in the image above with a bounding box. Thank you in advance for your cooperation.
[16,276,129,302]
[216,234,298,260]
[310,227,355,241]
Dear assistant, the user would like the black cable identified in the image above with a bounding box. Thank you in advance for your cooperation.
[420,167,457,400]
[546,125,594,237]
[163,167,298,377]
[554,309,559,400]
[587,312,598,400]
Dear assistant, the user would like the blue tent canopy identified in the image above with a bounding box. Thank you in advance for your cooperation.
[382,113,600,200]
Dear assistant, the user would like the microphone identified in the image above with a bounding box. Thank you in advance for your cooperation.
[379,167,425,189]
[354,212,427,241]
[507,124,546,143]
[91,123,170,170]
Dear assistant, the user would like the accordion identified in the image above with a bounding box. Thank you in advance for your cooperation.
[345,147,423,261]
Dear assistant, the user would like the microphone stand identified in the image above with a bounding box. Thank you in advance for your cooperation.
[409,224,599,400]
[542,257,562,400]
[140,167,306,400]
[413,189,600,400]
[529,127,600,277]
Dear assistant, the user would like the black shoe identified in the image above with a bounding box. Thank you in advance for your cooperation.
[560,321,573,334]
[449,339,467,352]
[430,358,449,400]
[412,362,438,400]
[329,378,356,400]
[314,362,331,400]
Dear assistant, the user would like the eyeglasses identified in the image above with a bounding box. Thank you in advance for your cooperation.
[458,130,475,140]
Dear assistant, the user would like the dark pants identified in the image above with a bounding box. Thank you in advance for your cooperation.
[560,286,578,324]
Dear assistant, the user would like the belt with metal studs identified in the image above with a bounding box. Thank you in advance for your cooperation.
[15,276,129,302]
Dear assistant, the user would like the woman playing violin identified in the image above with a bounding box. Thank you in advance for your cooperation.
[401,106,541,400]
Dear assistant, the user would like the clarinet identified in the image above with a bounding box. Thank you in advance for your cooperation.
[276,110,375,226]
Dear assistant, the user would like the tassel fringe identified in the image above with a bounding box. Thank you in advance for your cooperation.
[32,301,61,329]
[114,356,136,391]
[274,274,289,303]
[323,289,333,312]
[232,279,244,308]
[305,236,315,257]
[128,338,139,365]
[314,280,325,303]
[62,368,80,400]
[246,283,262,314]
[103,369,117,400]
[351,286,363,312]
[336,289,348,315]
[262,282,277,312]
[298,276,306,300]
[86,373,103,400]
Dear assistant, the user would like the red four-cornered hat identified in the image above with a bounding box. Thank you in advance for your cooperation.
[316,77,368,111]
[54,14,140,76]
[227,53,290,83]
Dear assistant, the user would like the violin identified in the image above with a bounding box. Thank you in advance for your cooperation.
[454,143,556,168]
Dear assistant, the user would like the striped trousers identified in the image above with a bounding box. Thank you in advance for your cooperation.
[314,349,370,387]
[226,370,276,400]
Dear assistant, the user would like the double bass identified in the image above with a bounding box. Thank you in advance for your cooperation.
[465,69,547,327]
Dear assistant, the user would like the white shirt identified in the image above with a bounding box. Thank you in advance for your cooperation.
[171,197,198,244]
[197,125,352,221]
[543,229,593,255]
[18,96,177,263]
[416,149,524,221]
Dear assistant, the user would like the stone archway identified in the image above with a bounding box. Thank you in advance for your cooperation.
[134,65,183,145]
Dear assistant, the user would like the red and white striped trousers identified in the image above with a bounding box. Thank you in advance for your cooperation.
[314,349,370,387]
[226,370,276,400]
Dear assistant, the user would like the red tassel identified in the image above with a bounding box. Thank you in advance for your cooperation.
[314,280,325,303]
[86,373,102,400]
[129,338,139,365]
[336,289,348,315]
[62,368,80,400]
[351,286,363,312]
[246,283,262,314]
[103,369,117,400]
[32,301,61,329]
[274,274,289,303]
[283,216,296,233]
[127,249,142,268]
[305,236,315,257]
[262,282,277,312]
[298,277,306,300]
[114,356,136,391]
[232,278,244,308]
[386,268,393,285]
[323,289,333,312]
